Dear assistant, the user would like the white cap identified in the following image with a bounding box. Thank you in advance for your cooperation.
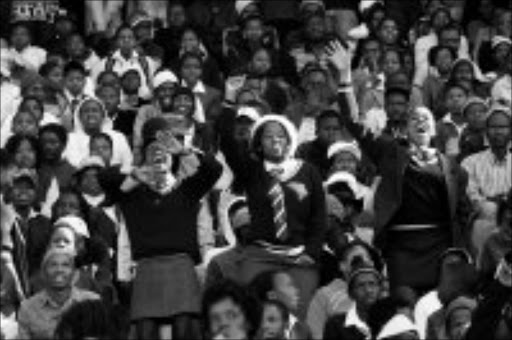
[153,70,178,89]
[250,114,299,158]
[237,106,261,122]
[77,156,105,172]
[360,0,383,14]
[324,171,364,199]
[327,141,362,161]
[54,215,90,239]
[235,0,257,15]
[376,314,418,340]
[491,35,512,49]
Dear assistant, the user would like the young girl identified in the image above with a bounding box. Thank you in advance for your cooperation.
[4,135,40,170]
[0,110,39,148]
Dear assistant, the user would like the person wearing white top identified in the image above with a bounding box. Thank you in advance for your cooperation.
[63,97,133,173]
[8,23,47,72]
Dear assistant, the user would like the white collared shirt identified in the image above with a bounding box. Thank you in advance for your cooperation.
[284,314,299,339]
[8,45,47,72]
[441,113,467,135]
[414,290,442,339]
[344,303,371,339]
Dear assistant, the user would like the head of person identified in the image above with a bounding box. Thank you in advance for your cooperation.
[180,27,202,53]
[236,88,260,106]
[450,59,477,90]
[46,50,67,69]
[365,2,386,33]
[119,69,141,96]
[250,115,298,163]
[18,96,44,123]
[39,124,68,164]
[315,110,345,146]
[130,12,153,43]
[225,196,252,245]
[242,14,265,43]
[301,65,335,109]
[249,47,273,76]
[171,86,196,119]
[202,280,261,340]
[381,48,403,77]
[439,24,462,54]
[491,36,512,72]
[153,70,178,112]
[52,189,89,221]
[327,140,361,175]
[495,8,512,37]
[74,156,105,197]
[90,133,113,167]
[406,107,436,147]
[50,215,90,255]
[378,17,400,46]
[97,70,121,90]
[360,37,382,69]
[462,98,488,131]
[10,22,32,51]
[96,85,120,114]
[40,248,76,291]
[236,0,261,20]
[64,61,87,97]
[54,13,77,37]
[304,13,327,42]
[11,110,39,138]
[385,70,412,92]
[486,108,511,149]
[76,98,106,135]
[430,6,452,32]
[234,106,261,145]
[8,170,38,209]
[5,135,39,170]
[347,262,382,312]
[54,299,114,340]
[40,61,65,92]
[258,299,290,340]
[250,270,300,314]
[167,1,187,28]
[444,82,469,115]
[115,25,136,57]
[21,74,47,103]
[180,51,203,86]
[325,173,364,221]
[445,296,477,340]
[428,45,456,76]
[385,87,410,129]
[65,33,87,60]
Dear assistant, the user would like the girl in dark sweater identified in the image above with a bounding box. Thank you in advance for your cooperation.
[98,117,222,339]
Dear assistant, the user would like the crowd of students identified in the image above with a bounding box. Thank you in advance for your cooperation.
[0,0,511,339]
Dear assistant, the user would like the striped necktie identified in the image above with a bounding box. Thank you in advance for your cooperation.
[268,169,289,242]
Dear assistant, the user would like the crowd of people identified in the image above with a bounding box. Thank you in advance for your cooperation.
[0,0,511,339]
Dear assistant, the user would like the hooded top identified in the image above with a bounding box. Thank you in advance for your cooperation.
[63,97,133,172]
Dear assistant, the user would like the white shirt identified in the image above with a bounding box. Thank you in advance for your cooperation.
[414,290,442,340]
[0,81,21,126]
[8,45,47,72]
[180,80,206,123]
[461,147,512,205]
[344,303,371,339]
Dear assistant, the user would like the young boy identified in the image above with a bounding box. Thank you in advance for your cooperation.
[458,97,489,161]
[62,61,88,130]
[96,84,137,141]
[259,299,290,340]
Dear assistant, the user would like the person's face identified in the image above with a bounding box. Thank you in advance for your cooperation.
[453,62,473,85]
[379,19,399,45]
[440,29,460,52]
[172,93,194,117]
[134,22,152,42]
[445,87,468,114]
[385,93,409,124]
[98,73,120,90]
[233,119,254,144]
[98,87,120,113]
[117,29,136,54]
[181,30,200,52]
[260,122,290,162]
[40,131,64,162]
[496,11,512,37]
[55,194,81,218]
[65,70,86,96]
[12,181,36,207]
[382,51,401,76]
[305,16,326,41]
[168,4,186,27]
[332,152,358,175]
[305,71,328,96]
[50,227,77,253]
[448,308,472,339]
[435,49,454,74]
[11,26,30,49]
[251,50,271,75]
[370,9,386,31]
[260,304,287,339]
[44,254,74,289]
[13,112,38,137]
[317,117,343,145]
[363,40,381,66]
[244,19,264,41]
[208,297,250,339]
[20,99,43,122]
[26,82,46,102]
[90,138,113,165]
[79,101,104,133]
[181,57,202,84]
[486,112,511,149]
[407,109,435,147]
[351,272,380,309]
[67,35,85,59]
[464,103,487,130]
[79,168,103,196]
[14,140,37,169]
[237,90,257,105]
[47,66,64,91]
[432,10,450,30]
[493,43,512,68]
[121,72,141,94]
[156,83,176,111]
[271,272,300,312]
[386,73,411,91]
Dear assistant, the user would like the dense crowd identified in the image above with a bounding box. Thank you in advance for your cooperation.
[0,0,511,339]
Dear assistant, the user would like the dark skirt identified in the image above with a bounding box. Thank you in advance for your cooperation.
[384,228,451,294]
[130,254,201,320]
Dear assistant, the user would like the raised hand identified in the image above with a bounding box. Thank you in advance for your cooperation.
[324,39,350,73]
[155,130,185,155]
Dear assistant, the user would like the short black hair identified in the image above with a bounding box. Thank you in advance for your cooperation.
[384,86,410,100]
[439,23,462,39]
[39,61,62,77]
[443,81,469,97]
[179,51,204,70]
[39,123,68,146]
[315,110,343,129]
[115,24,134,40]
[64,60,86,77]
[5,135,40,167]
[19,96,44,116]
[90,132,113,149]
[202,280,261,339]
[428,45,457,67]
[10,22,31,38]
[262,299,290,322]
